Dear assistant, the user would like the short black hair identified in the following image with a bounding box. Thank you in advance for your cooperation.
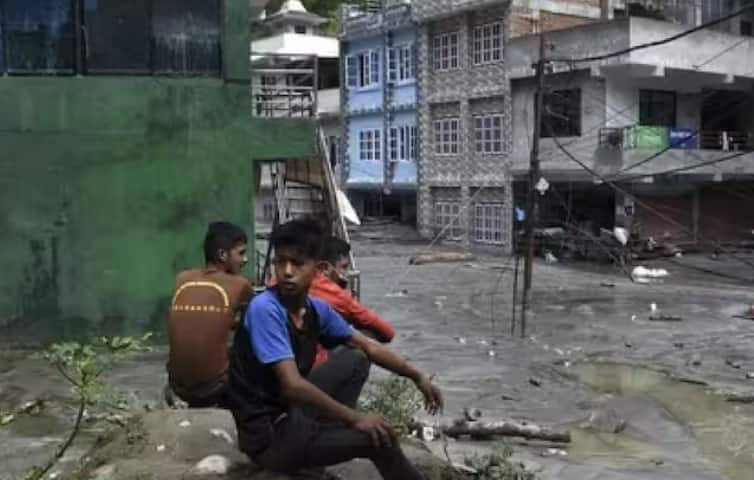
[320,236,351,264]
[270,217,325,261]
[203,222,248,263]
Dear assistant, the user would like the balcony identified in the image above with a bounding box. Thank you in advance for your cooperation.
[508,16,754,82]
[251,53,318,118]
[598,126,754,152]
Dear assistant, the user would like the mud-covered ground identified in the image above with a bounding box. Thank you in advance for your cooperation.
[3,222,754,480]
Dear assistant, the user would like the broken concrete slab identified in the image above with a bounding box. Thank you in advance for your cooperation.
[409,252,475,265]
[65,409,463,480]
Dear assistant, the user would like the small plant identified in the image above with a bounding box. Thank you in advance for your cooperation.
[360,375,422,436]
[25,333,152,480]
[463,443,540,480]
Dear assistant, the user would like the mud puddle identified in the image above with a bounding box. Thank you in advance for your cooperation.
[568,363,754,480]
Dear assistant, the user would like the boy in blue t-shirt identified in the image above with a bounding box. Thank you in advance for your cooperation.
[229,218,442,479]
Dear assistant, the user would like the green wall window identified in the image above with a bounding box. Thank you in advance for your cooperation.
[2,0,75,74]
[153,0,221,75]
[0,0,221,76]
[84,0,151,73]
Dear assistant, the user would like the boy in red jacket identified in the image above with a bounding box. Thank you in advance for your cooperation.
[310,237,395,367]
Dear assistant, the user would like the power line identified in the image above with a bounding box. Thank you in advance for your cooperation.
[549,3,754,64]
[619,149,752,182]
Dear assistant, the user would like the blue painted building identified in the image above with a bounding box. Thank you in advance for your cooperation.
[339,2,417,222]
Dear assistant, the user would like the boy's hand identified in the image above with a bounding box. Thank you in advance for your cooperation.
[351,413,395,448]
[415,375,443,415]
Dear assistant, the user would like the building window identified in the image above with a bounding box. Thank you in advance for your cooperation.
[294,24,307,34]
[84,0,151,73]
[388,44,415,83]
[541,89,581,138]
[474,203,505,244]
[359,129,382,161]
[433,118,460,155]
[474,114,504,154]
[741,20,753,36]
[346,49,380,89]
[432,31,459,71]
[388,125,416,162]
[153,0,222,75]
[639,89,676,127]
[2,0,75,74]
[0,0,222,76]
[436,201,463,240]
[473,23,503,65]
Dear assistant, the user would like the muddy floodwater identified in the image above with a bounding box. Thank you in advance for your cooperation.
[569,363,754,480]
[3,228,754,480]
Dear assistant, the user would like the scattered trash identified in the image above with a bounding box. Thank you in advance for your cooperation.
[191,455,232,475]
[385,290,408,298]
[631,315,638,322]
[726,359,743,370]
[535,177,550,195]
[624,341,633,349]
[178,420,191,428]
[651,458,665,466]
[0,413,15,426]
[650,314,683,322]
[689,354,703,367]
[541,448,567,457]
[631,266,669,284]
[500,393,518,401]
[19,400,44,415]
[746,372,754,380]
[673,342,684,349]
[455,337,467,345]
[156,444,166,452]
[529,378,542,387]
[48,472,60,480]
[452,463,478,474]
[464,407,483,421]
[554,348,565,356]
[544,252,558,263]
[600,282,616,288]
[613,227,629,246]
[477,339,489,346]
[488,350,496,357]
[210,428,234,445]
[420,426,436,442]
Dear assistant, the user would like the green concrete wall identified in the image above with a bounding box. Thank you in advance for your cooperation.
[0,0,319,341]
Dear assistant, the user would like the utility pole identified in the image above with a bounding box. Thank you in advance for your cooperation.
[520,34,546,339]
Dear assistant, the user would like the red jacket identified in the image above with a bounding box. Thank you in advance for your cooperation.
[309,273,395,367]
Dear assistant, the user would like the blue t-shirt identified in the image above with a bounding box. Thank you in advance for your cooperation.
[246,288,354,365]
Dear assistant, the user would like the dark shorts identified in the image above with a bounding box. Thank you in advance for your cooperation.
[169,373,230,409]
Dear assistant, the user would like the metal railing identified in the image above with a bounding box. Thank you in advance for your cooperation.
[251,53,318,118]
[599,126,754,151]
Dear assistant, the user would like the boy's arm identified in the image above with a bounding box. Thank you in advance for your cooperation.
[315,280,395,342]
[348,333,443,415]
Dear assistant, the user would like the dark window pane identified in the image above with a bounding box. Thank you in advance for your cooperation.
[541,89,581,137]
[153,0,221,75]
[3,0,74,73]
[639,89,676,127]
[84,0,151,73]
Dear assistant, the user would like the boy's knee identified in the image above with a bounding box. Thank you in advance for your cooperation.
[349,348,371,378]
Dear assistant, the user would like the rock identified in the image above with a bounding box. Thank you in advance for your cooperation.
[582,407,628,434]
[191,455,233,476]
[210,428,235,445]
[726,358,742,369]
[90,464,116,480]
[529,378,542,387]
